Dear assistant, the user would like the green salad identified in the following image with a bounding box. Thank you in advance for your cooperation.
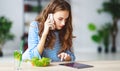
[29,57,51,67]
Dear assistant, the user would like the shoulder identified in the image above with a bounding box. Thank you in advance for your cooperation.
[30,21,39,28]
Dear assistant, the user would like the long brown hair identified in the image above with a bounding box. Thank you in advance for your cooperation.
[35,0,73,53]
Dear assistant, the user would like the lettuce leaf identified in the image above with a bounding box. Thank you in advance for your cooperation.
[31,57,51,67]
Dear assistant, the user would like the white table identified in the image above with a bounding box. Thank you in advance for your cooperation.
[0,60,120,71]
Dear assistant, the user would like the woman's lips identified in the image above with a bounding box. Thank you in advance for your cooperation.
[60,25,64,28]
[59,26,63,29]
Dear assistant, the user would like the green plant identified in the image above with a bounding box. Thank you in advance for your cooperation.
[0,16,15,56]
[88,22,112,53]
[97,0,120,52]
[88,23,102,44]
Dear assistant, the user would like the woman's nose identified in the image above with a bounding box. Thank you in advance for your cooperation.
[61,21,65,26]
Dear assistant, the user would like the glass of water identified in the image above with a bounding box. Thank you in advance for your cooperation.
[14,50,22,71]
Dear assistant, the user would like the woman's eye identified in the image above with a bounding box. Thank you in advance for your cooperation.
[58,18,63,21]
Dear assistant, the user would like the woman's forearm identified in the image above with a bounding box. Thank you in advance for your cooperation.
[37,15,53,55]
[37,33,47,55]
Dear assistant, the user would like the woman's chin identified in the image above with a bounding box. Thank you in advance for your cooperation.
[58,28,62,30]
[56,27,62,30]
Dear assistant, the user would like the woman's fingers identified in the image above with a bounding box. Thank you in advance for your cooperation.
[49,23,55,30]
[64,53,68,60]
[58,52,70,61]
[45,17,55,30]
[61,53,64,61]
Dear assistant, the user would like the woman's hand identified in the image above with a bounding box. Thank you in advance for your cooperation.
[58,52,71,61]
[43,15,55,35]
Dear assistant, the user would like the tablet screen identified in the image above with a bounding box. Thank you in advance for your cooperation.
[59,62,93,69]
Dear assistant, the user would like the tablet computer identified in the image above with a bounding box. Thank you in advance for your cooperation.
[59,62,93,69]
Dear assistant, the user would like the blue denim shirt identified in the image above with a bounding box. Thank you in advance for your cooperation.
[22,21,75,62]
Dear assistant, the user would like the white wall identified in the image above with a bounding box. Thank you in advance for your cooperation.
[0,0,24,53]
[71,0,120,53]
[0,0,120,54]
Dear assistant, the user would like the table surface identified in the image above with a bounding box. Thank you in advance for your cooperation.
[0,60,120,71]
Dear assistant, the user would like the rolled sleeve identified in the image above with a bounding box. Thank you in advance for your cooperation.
[29,47,41,59]
[22,21,41,60]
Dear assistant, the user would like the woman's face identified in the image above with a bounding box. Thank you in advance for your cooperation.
[53,10,69,30]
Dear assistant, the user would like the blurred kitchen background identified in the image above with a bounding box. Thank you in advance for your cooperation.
[0,0,120,62]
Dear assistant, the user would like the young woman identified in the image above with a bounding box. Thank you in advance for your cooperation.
[22,0,75,62]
